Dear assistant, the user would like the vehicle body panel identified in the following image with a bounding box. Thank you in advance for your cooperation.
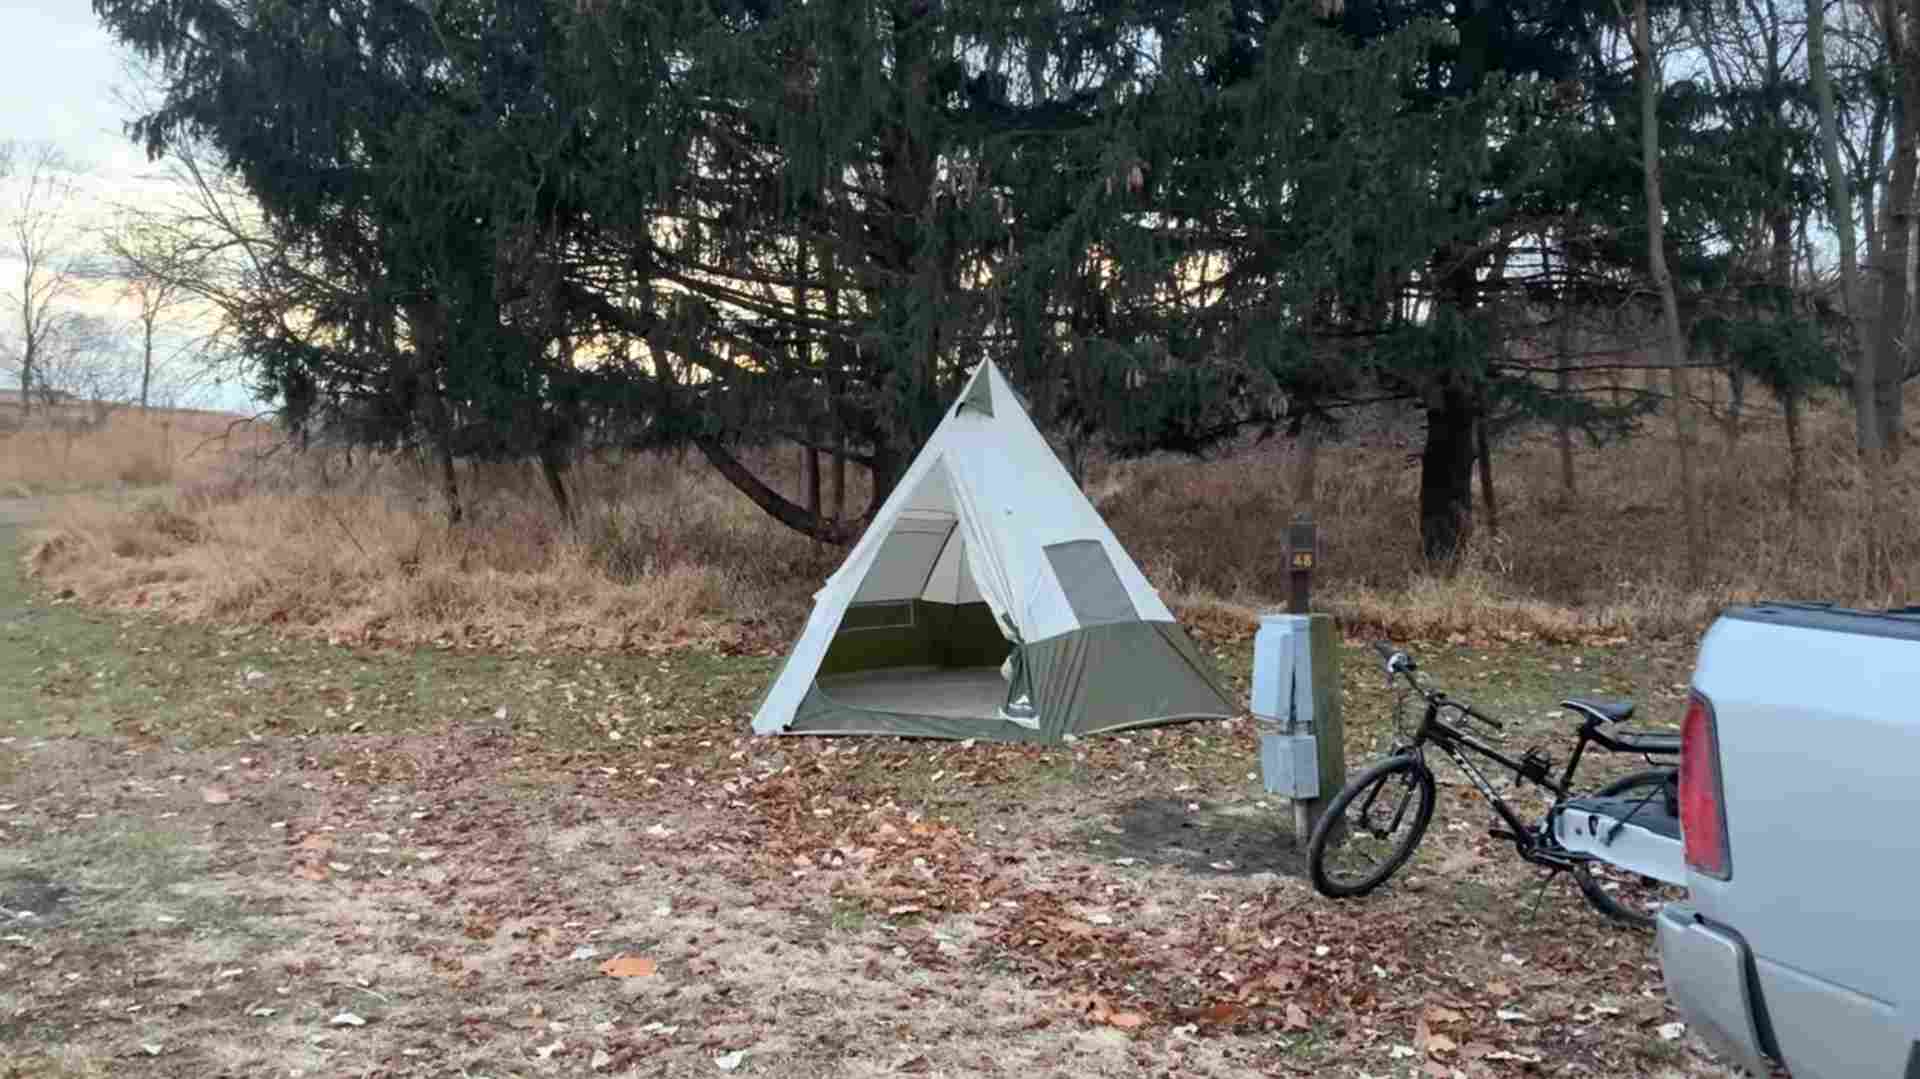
[1665,606,1920,1077]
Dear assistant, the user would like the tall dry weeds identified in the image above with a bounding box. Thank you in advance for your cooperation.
[0,408,271,496]
[24,390,1920,650]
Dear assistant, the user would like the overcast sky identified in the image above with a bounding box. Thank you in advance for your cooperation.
[4,3,151,180]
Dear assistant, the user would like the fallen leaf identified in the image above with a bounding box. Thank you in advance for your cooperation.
[1425,1005,1464,1024]
[599,954,658,978]
[330,1011,367,1028]
[1426,1033,1458,1055]
[639,1021,680,1036]
[200,786,232,805]
[1284,1003,1310,1031]
[1484,978,1512,998]
[1658,1021,1686,1041]
[1198,1002,1244,1026]
[1496,1008,1532,1024]
[247,1007,277,1018]
[569,945,599,961]
[714,1048,747,1071]
[1108,1011,1147,1030]
[1390,1045,1418,1059]
[591,1048,612,1071]
[139,1044,162,1057]
[535,1039,564,1060]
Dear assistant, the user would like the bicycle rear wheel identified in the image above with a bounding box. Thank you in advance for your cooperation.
[1572,768,1686,929]
[1308,754,1436,898]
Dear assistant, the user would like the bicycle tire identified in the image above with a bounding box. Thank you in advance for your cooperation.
[1573,768,1680,930]
[1596,767,1676,801]
[1307,754,1436,899]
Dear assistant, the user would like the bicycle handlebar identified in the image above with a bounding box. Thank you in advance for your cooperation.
[1375,641,1505,731]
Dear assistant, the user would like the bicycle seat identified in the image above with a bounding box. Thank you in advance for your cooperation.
[1562,698,1635,724]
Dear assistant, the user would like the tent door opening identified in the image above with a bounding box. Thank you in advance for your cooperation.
[811,459,1028,726]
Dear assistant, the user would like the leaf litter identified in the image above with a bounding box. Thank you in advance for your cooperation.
[0,624,1724,1077]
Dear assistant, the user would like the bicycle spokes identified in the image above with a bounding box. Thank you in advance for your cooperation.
[1317,765,1430,890]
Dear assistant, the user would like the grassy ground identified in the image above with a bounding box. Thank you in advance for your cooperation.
[1,501,1736,1078]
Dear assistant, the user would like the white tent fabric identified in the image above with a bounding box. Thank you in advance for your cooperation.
[751,360,1234,741]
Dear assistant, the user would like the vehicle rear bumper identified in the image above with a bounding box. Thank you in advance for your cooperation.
[1656,904,1773,1075]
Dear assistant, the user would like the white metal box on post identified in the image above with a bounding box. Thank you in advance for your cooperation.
[1251,612,1344,841]
[1253,614,1318,798]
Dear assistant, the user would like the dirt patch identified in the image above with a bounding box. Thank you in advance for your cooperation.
[0,871,69,924]
[1073,796,1308,878]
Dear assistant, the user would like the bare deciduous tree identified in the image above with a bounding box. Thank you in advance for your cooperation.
[1630,0,1706,585]
[103,216,215,411]
[1,141,86,419]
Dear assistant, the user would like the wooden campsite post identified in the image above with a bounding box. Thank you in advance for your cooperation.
[1281,512,1345,844]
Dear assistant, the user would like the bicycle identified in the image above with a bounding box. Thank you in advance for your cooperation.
[1305,642,1686,928]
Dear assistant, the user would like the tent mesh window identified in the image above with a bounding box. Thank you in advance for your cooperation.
[1042,540,1139,625]
[839,601,916,632]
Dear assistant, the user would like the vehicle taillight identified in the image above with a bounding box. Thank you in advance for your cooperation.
[1680,692,1731,880]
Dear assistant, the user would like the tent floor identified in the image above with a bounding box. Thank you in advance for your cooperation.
[814,666,1014,721]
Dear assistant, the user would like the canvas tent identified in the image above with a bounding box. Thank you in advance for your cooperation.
[751,361,1239,744]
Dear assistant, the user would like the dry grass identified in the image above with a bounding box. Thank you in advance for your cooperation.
[1114,393,1920,641]
[0,407,272,496]
[23,388,1920,648]
[30,450,836,652]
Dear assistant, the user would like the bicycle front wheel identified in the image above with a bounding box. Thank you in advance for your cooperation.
[1307,754,1436,898]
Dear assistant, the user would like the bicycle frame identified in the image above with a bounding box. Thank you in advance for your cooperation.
[1400,692,1659,871]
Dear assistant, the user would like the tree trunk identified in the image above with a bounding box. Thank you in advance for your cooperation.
[1784,388,1806,511]
[830,436,847,525]
[1635,0,1705,585]
[1725,359,1745,446]
[1809,0,1888,583]
[1475,409,1499,538]
[1808,0,1879,453]
[1874,3,1918,459]
[1556,312,1577,498]
[405,301,463,525]
[425,388,462,526]
[804,444,821,528]
[539,440,574,526]
[1419,377,1477,564]
[1292,419,1320,509]
[18,298,31,420]
[868,440,902,514]
[140,317,154,412]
